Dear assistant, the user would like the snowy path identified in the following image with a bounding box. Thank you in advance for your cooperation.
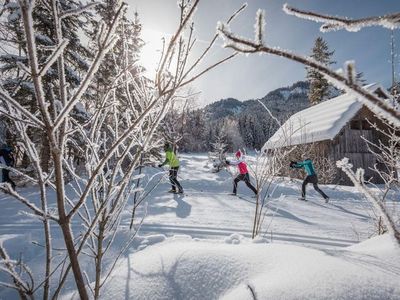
[129,154,374,250]
[0,153,375,252]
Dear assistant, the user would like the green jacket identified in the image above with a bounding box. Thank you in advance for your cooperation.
[293,159,316,176]
[161,149,180,168]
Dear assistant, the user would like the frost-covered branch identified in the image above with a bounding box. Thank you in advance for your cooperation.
[283,4,400,32]
[179,2,247,83]
[38,39,69,77]
[52,3,126,131]
[361,119,399,201]
[337,158,400,243]
[218,13,400,127]
[156,0,199,93]
[60,1,100,19]
[0,183,59,222]
[0,243,34,299]
[0,90,45,127]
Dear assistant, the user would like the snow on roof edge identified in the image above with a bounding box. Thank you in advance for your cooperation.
[262,83,385,151]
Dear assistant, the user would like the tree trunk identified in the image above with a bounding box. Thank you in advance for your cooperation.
[40,135,51,173]
[94,221,106,299]
[54,151,89,300]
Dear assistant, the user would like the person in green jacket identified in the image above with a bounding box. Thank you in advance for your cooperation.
[158,142,184,194]
[290,158,329,202]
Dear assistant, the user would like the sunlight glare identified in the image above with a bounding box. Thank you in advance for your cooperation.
[140,28,169,79]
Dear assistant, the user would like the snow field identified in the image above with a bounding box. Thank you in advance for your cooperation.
[1,154,399,299]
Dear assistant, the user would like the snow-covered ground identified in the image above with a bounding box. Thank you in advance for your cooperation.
[1,154,399,299]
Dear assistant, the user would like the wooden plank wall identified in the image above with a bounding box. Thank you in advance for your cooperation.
[277,106,391,185]
[329,107,385,184]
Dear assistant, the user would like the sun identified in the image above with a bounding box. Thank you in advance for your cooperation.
[140,28,169,78]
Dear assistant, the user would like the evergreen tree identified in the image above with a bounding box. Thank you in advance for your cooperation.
[0,0,96,171]
[306,37,335,105]
[208,132,228,172]
[89,1,144,112]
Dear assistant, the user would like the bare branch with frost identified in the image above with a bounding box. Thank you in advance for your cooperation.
[217,12,400,126]
[283,4,400,32]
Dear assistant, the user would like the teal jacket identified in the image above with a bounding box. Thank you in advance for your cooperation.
[293,159,316,176]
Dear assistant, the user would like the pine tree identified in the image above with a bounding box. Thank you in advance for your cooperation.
[307,37,335,105]
[89,1,144,111]
[0,0,96,171]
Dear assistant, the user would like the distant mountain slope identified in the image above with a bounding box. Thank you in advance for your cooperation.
[205,98,246,120]
[205,81,310,122]
[180,80,345,151]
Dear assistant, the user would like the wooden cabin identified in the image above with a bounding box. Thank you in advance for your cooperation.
[263,83,394,185]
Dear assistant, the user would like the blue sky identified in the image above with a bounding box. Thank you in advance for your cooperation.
[129,0,400,106]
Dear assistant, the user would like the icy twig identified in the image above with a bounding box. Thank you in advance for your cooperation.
[0,184,59,222]
[0,90,45,127]
[179,2,247,82]
[53,3,126,132]
[0,243,34,299]
[38,39,69,77]
[60,2,100,19]
[218,15,400,127]
[283,4,400,32]
[16,62,31,75]
[337,158,400,243]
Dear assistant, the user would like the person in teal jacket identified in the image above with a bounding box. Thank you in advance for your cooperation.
[158,142,183,194]
[290,158,329,202]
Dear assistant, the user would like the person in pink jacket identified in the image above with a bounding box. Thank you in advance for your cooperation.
[226,150,257,196]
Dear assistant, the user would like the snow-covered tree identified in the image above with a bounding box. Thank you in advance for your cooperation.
[181,108,208,151]
[307,37,335,105]
[208,132,228,172]
[0,0,96,172]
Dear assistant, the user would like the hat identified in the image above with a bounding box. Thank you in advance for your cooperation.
[164,142,171,150]
[235,150,241,158]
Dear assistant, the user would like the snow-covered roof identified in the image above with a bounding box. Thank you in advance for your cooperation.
[263,83,391,150]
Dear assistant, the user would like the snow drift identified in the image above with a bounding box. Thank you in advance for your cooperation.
[79,234,400,300]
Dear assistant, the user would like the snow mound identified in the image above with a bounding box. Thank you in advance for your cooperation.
[347,233,400,258]
[224,233,244,244]
[137,234,167,250]
[95,235,400,300]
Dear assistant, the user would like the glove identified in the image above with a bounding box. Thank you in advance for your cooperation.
[225,160,230,165]
[158,164,162,168]
[289,161,296,168]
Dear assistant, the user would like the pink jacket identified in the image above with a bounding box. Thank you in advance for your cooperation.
[229,156,248,174]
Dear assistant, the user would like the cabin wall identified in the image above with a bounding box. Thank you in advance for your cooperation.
[281,107,390,185]
[283,141,337,184]
[329,107,386,185]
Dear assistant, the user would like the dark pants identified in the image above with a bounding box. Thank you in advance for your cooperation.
[2,169,16,190]
[169,167,183,192]
[302,175,328,199]
[233,173,257,195]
